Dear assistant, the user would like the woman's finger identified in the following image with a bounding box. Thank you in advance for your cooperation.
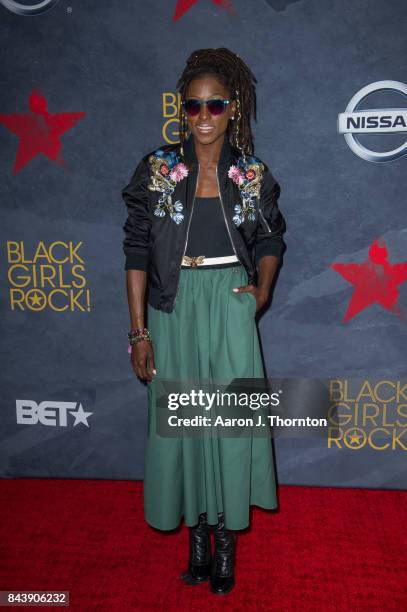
[232,284,246,293]
[146,348,156,379]
[233,284,255,294]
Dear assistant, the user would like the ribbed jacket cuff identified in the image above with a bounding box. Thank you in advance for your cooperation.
[124,252,149,271]
[255,240,283,264]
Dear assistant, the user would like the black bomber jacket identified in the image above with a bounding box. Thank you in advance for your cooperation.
[121,132,286,313]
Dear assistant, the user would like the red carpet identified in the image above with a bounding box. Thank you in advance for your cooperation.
[1,480,406,611]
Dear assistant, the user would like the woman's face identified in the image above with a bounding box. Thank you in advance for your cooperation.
[183,74,236,147]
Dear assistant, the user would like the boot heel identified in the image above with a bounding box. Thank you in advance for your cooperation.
[180,562,211,584]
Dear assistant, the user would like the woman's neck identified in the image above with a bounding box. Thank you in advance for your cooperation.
[193,132,225,167]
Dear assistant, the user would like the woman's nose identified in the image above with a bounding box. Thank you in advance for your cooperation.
[199,102,209,120]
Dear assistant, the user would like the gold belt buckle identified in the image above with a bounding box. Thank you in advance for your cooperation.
[183,255,206,267]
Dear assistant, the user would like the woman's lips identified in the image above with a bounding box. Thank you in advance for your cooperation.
[196,125,215,134]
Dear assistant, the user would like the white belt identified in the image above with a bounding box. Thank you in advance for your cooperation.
[181,254,239,267]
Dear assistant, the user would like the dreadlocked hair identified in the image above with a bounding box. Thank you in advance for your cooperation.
[175,48,258,164]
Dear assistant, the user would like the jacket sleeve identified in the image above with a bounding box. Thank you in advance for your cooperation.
[255,163,286,265]
[121,157,152,271]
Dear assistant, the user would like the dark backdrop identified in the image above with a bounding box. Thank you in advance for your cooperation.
[1,0,406,488]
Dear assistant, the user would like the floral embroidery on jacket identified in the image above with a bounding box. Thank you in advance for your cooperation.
[147,149,188,225]
[228,156,264,227]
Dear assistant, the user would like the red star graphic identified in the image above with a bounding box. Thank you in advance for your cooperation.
[331,238,407,322]
[173,0,234,21]
[0,89,85,174]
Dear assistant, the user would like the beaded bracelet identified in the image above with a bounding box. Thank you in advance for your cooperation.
[128,327,150,339]
[127,327,151,353]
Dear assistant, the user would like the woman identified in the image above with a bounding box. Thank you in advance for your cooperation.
[122,47,286,595]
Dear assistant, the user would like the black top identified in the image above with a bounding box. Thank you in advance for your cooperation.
[184,196,235,258]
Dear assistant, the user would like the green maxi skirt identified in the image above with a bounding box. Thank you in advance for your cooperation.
[144,263,278,531]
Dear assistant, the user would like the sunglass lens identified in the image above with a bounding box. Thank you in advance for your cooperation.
[183,100,201,116]
[207,100,226,115]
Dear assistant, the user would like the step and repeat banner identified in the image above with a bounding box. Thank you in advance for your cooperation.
[1,0,406,489]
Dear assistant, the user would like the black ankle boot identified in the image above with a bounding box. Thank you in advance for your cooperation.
[210,512,236,595]
[180,512,211,585]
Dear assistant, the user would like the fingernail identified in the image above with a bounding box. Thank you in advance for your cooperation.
[153,369,157,374]
[232,288,239,292]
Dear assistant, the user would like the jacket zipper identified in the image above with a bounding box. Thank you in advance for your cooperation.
[215,165,241,263]
[259,207,272,232]
[173,163,200,305]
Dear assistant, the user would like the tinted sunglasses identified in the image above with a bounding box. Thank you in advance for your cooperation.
[181,98,231,117]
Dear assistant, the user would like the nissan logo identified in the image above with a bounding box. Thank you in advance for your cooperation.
[338,80,407,163]
[0,0,60,15]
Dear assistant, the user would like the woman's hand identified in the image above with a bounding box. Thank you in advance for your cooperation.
[233,284,269,313]
[233,255,280,313]
[131,339,156,382]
